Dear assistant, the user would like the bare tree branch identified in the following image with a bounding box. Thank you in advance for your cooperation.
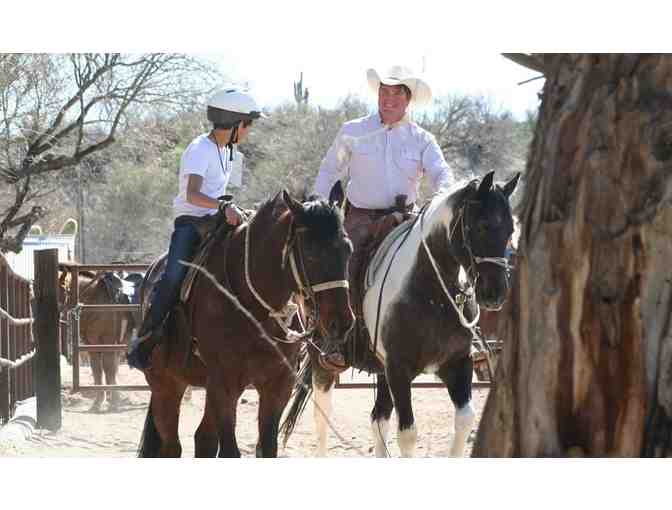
[0,53,220,252]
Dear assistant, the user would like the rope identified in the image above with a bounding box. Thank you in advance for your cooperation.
[0,305,34,326]
[0,298,36,372]
[181,261,368,457]
[0,349,36,371]
[243,213,347,342]
[420,205,481,330]
[243,220,307,341]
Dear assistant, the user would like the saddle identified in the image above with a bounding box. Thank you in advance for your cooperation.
[346,198,415,371]
[364,220,413,292]
[351,214,409,320]
[180,217,235,302]
[137,215,237,367]
[144,216,235,308]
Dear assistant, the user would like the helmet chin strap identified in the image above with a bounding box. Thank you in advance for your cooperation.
[227,125,239,161]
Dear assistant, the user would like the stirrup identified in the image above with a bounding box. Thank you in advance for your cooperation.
[127,331,155,370]
[318,352,348,374]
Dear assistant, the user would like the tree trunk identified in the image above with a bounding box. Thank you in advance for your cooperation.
[473,54,672,457]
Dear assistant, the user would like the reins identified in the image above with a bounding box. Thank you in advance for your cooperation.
[370,192,510,381]
[371,204,426,361]
[243,207,349,346]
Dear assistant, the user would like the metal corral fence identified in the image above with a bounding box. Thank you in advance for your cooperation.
[0,254,36,425]
[58,261,150,393]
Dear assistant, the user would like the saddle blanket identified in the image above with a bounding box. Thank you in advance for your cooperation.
[364,219,413,292]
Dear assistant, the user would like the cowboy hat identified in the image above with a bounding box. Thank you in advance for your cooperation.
[366,65,432,108]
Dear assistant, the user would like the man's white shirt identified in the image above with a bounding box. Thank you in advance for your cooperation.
[313,114,452,209]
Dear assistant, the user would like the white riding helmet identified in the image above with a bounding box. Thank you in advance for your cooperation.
[207,86,266,126]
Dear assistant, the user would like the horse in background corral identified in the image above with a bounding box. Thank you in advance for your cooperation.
[282,171,519,457]
[135,190,354,457]
[120,272,144,341]
[59,269,134,412]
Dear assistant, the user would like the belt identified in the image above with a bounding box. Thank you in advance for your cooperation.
[345,199,413,217]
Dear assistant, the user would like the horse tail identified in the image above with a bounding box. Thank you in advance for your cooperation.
[137,397,161,457]
[279,354,314,447]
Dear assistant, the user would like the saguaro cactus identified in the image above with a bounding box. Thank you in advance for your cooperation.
[294,72,309,107]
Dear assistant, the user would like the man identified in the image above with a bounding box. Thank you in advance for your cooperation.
[127,86,265,370]
[312,65,452,350]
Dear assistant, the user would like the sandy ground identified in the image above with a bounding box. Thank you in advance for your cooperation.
[0,356,488,458]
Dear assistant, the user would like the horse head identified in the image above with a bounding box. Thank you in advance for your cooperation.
[444,171,520,311]
[102,271,125,303]
[280,190,355,343]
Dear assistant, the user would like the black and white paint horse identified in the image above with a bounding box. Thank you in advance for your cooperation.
[283,171,519,457]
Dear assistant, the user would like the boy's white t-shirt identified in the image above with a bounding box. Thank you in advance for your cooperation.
[172,134,233,219]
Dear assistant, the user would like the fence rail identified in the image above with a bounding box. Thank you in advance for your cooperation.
[60,262,150,394]
[0,254,35,425]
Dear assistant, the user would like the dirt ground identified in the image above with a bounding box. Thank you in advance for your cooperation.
[0,356,489,458]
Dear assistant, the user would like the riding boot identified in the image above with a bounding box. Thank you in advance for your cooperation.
[127,320,156,370]
[127,309,164,370]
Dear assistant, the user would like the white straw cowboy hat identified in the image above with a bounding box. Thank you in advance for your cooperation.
[366,65,432,108]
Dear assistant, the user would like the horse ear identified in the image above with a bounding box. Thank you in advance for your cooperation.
[477,171,495,197]
[282,189,305,219]
[328,180,345,208]
[501,172,521,199]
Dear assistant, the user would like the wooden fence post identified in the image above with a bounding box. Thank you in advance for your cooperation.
[34,249,61,431]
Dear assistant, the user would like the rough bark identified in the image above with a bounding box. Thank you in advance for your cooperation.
[474,54,672,457]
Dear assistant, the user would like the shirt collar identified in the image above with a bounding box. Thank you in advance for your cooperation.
[374,112,411,130]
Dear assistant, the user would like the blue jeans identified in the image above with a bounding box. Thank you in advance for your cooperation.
[141,221,201,335]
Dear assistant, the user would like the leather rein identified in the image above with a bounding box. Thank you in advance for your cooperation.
[243,209,349,347]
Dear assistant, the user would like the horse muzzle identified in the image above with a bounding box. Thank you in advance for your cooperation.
[320,307,355,345]
[476,274,509,312]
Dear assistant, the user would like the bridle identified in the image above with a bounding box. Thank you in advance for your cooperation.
[450,199,511,282]
[415,193,511,381]
[243,207,349,344]
[421,195,511,331]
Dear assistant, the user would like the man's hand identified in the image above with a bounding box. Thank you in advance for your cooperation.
[219,202,243,226]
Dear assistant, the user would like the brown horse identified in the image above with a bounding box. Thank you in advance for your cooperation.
[136,190,354,457]
[59,270,133,412]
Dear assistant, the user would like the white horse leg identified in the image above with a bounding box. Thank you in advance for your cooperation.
[183,385,193,402]
[312,373,333,457]
[371,418,391,457]
[450,402,475,457]
[386,368,416,457]
[397,422,418,458]
[371,374,394,457]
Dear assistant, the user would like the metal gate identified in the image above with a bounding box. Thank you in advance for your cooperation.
[59,262,150,393]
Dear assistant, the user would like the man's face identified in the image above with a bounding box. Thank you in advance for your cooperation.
[378,84,410,124]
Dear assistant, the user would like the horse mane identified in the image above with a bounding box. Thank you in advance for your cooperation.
[298,199,344,242]
[433,175,512,216]
[439,177,479,203]
[255,192,344,243]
